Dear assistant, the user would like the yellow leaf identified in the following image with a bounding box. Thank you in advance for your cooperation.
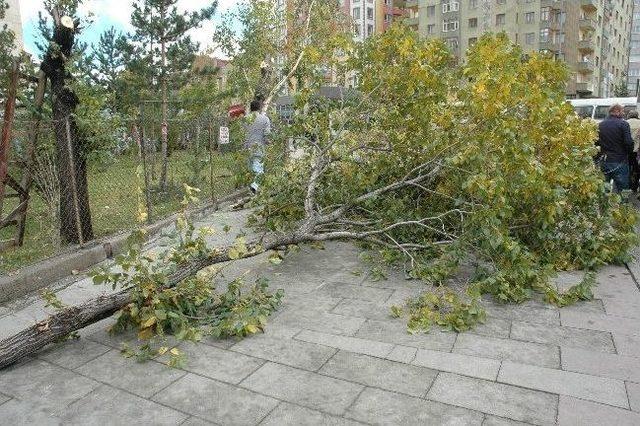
[170,348,181,356]
[142,316,157,328]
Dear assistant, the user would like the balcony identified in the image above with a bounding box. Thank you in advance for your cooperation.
[404,16,419,29]
[576,82,594,94]
[579,18,596,31]
[405,0,418,9]
[539,40,560,52]
[580,0,597,12]
[576,61,595,73]
[578,39,594,52]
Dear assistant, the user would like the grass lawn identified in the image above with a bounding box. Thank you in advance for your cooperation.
[0,150,245,274]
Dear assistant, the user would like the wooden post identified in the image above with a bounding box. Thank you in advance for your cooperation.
[17,71,47,246]
[0,61,19,218]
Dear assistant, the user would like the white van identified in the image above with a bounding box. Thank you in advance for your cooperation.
[568,97,638,121]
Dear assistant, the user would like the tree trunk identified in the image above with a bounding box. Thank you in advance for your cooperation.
[159,5,169,192]
[41,16,94,244]
[0,231,310,369]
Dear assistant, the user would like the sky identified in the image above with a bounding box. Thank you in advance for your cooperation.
[19,0,240,57]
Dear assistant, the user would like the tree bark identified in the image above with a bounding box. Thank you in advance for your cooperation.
[41,16,94,244]
[0,231,308,370]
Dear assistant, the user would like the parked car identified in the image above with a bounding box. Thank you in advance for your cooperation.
[568,97,638,121]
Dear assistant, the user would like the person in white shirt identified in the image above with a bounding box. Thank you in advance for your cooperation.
[244,99,271,193]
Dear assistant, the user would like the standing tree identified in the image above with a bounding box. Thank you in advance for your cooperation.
[39,1,94,244]
[214,0,352,110]
[0,0,16,93]
[614,76,630,97]
[130,0,216,192]
[90,27,128,96]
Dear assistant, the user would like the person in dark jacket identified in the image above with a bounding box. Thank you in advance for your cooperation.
[597,104,634,192]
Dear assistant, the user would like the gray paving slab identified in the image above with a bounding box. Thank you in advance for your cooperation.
[355,319,456,351]
[498,360,628,408]
[561,346,640,383]
[180,417,215,426]
[154,373,278,426]
[280,294,343,313]
[230,333,335,371]
[612,332,640,357]
[260,402,364,426]
[412,348,501,381]
[482,415,534,426]
[319,350,438,397]
[272,308,366,336]
[469,317,512,339]
[454,334,560,369]
[345,387,484,425]
[61,385,188,425]
[331,298,398,322]
[427,373,558,425]
[75,350,186,398]
[37,338,111,370]
[557,299,606,316]
[557,395,640,426]
[318,282,392,303]
[0,399,62,425]
[510,320,616,353]
[240,362,363,416]
[627,382,640,412]
[483,300,559,325]
[158,342,264,384]
[0,392,9,405]
[560,310,640,335]
[602,297,640,319]
[385,345,417,364]
[295,329,394,358]
[0,359,99,409]
[0,314,33,340]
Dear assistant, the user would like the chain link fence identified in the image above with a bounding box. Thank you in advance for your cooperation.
[0,111,250,274]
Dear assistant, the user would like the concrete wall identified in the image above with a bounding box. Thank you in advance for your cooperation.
[1,0,23,54]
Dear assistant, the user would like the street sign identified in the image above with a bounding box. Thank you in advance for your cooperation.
[219,126,230,145]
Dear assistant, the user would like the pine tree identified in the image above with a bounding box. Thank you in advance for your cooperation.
[91,27,129,95]
[130,0,216,192]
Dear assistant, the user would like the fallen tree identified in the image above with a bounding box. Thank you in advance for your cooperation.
[2,27,638,368]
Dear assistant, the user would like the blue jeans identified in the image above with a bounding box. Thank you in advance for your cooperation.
[249,157,264,191]
[601,161,630,193]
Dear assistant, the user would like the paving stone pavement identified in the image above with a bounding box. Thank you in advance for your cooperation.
[2,207,640,425]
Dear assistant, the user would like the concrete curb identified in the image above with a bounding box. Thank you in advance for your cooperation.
[0,189,249,303]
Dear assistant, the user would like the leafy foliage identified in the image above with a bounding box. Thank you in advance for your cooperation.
[91,186,283,365]
[252,27,638,331]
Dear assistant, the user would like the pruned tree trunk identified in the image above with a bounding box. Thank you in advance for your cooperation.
[41,14,93,244]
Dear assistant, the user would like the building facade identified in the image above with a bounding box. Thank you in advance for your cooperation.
[1,0,23,54]
[628,0,640,94]
[414,0,634,98]
[341,0,410,40]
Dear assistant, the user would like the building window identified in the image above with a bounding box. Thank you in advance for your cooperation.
[469,18,477,28]
[540,28,550,42]
[446,37,459,50]
[443,19,459,33]
[525,12,535,24]
[496,0,506,4]
[469,0,478,8]
[525,32,535,45]
[427,5,435,17]
[353,7,360,20]
[366,7,374,20]
[427,24,435,34]
[443,1,460,13]
[540,7,550,22]
[468,37,478,46]
[496,14,505,26]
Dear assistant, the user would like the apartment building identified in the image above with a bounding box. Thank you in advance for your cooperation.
[628,0,640,94]
[341,1,410,40]
[413,0,634,98]
[0,0,23,54]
